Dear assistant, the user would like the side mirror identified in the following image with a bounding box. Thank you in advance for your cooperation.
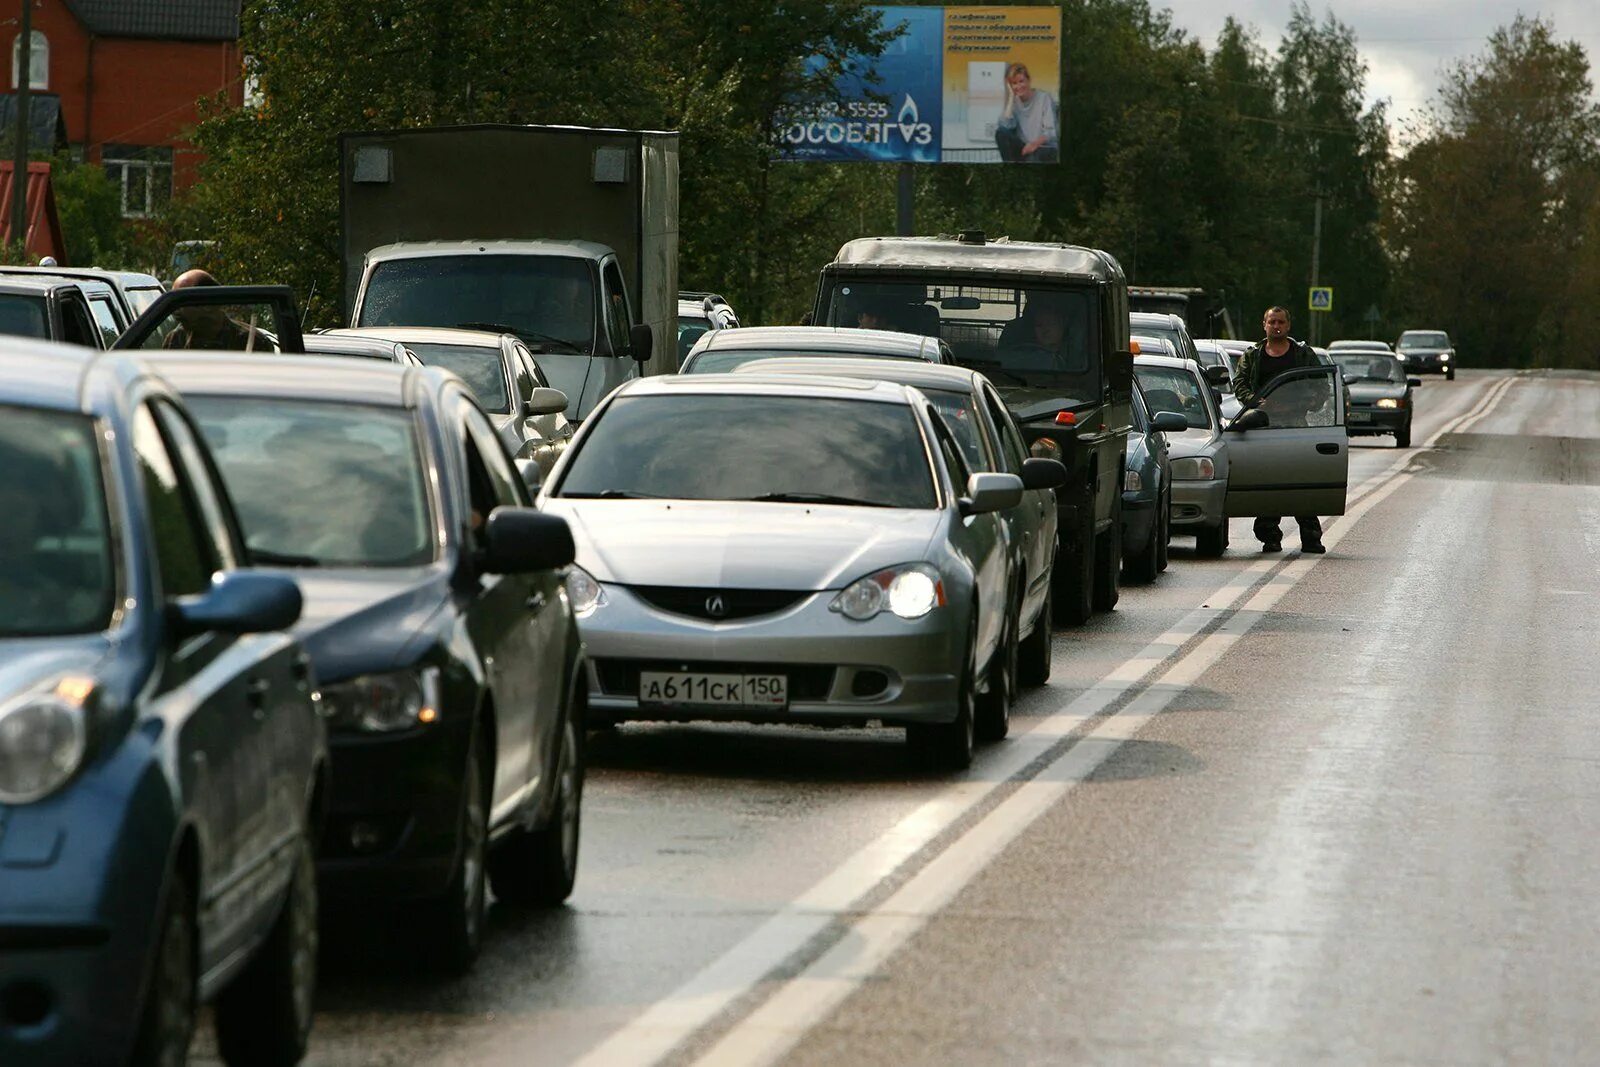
[628,323,654,364]
[1020,457,1067,490]
[515,457,543,497]
[525,386,568,416]
[481,507,574,574]
[1407,378,1422,387]
[959,472,1024,516]
[1202,365,1231,390]
[1228,407,1270,432]
[1150,411,1189,433]
[170,571,302,638]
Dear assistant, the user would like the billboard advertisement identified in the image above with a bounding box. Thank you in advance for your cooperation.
[777,5,1062,165]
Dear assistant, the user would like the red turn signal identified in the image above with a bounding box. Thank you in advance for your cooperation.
[1054,411,1076,426]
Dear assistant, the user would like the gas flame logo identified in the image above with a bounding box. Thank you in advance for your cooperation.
[896,95,921,142]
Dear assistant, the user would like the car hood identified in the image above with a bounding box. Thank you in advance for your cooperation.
[1347,381,1407,402]
[280,567,449,683]
[1167,428,1222,461]
[544,499,943,591]
[991,387,1096,423]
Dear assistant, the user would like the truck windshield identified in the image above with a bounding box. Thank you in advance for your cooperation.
[819,279,1099,395]
[0,294,50,339]
[359,255,594,353]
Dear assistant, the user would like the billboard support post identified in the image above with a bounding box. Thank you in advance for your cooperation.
[896,163,914,236]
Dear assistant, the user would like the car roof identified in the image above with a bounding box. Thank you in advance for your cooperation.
[692,325,935,356]
[138,353,420,407]
[0,339,106,411]
[331,326,507,348]
[0,277,75,295]
[830,235,1123,282]
[0,266,161,288]
[1193,339,1228,352]
[1130,311,1186,329]
[613,371,920,405]
[303,335,412,361]
[1133,353,1199,374]
[1329,339,1391,349]
[730,356,983,391]
[1131,334,1177,357]
[364,238,612,263]
[0,270,116,295]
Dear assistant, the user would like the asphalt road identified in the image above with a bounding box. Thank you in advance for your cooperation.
[204,369,1598,1066]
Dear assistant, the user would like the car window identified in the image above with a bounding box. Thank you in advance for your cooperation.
[600,260,632,355]
[126,287,163,316]
[188,396,435,567]
[136,300,281,353]
[1134,366,1214,430]
[59,295,100,347]
[0,293,49,338]
[150,400,239,571]
[405,341,511,414]
[461,400,527,507]
[1258,367,1340,428]
[132,403,218,597]
[88,296,123,346]
[0,405,115,635]
[556,394,937,509]
[514,343,549,388]
[980,385,1029,472]
[929,415,971,491]
[358,255,594,353]
[507,341,534,404]
[924,389,988,471]
[1333,354,1405,383]
[678,317,712,361]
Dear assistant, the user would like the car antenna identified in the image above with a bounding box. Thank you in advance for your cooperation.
[300,280,317,329]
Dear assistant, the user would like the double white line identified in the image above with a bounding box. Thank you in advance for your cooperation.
[572,373,1520,1067]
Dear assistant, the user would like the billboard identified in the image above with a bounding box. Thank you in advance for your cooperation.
[777,5,1062,165]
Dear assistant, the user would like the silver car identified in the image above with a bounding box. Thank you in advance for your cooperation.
[1135,354,1232,556]
[539,373,1022,769]
[680,325,952,374]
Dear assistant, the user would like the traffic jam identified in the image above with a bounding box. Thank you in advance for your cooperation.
[0,125,1454,1065]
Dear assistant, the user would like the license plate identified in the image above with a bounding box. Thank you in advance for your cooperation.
[639,671,788,708]
[1349,411,1372,422]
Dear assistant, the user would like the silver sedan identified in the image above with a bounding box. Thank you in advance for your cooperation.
[539,373,1022,769]
[1134,353,1231,557]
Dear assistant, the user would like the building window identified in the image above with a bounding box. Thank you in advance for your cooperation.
[102,146,173,218]
[11,30,47,90]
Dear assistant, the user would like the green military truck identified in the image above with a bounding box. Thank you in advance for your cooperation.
[811,232,1134,624]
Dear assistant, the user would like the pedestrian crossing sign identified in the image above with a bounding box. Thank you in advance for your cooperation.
[1309,287,1333,312]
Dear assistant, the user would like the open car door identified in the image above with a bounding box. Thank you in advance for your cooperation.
[111,285,304,353]
[1224,364,1348,517]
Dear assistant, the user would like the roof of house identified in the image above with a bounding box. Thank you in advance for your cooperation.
[64,0,241,42]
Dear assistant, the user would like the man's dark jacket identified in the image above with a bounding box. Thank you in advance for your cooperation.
[1233,337,1321,407]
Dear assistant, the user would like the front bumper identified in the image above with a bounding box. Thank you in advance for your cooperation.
[1170,477,1227,527]
[1400,353,1450,373]
[582,587,964,726]
[1346,406,1408,435]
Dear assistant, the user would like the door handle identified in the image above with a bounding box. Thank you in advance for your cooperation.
[247,676,270,719]
[525,592,547,611]
[1316,443,1341,455]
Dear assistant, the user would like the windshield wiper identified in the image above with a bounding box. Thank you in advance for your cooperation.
[455,322,583,353]
[249,548,322,567]
[559,489,667,500]
[744,491,891,508]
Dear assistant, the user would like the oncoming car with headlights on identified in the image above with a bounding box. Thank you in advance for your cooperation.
[0,343,324,1066]
[146,353,587,974]
[540,374,1023,770]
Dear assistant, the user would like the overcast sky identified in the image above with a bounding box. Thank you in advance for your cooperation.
[1157,0,1600,122]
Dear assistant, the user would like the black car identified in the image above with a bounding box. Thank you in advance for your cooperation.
[1121,382,1185,582]
[151,351,586,973]
[1333,351,1420,447]
[1395,329,1456,380]
[0,342,325,1065]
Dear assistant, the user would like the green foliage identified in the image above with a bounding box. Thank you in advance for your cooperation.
[50,154,127,267]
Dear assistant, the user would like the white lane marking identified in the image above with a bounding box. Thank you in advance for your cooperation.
[570,374,1516,1067]
[691,431,1435,1067]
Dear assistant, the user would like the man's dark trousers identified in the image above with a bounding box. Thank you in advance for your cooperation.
[1254,515,1322,547]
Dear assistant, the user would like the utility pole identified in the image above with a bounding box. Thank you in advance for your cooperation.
[1309,189,1323,346]
[10,0,32,259]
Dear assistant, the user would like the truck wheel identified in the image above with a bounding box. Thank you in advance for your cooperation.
[489,714,584,908]
[1052,509,1095,626]
[1017,585,1052,687]
[1195,518,1229,558]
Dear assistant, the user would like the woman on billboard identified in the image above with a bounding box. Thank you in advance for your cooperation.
[995,62,1059,163]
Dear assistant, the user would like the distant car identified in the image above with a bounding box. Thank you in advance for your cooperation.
[1395,329,1456,380]
[1332,351,1419,447]
[737,357,1065,694]
[0,265,164,321]
[0,278,109,348]
[1130,311,1201,363]
[151,353,588,973]
[1328,339,1393,353]
[0,342,324,1066]
[330,326,574,476]
[303,333,424,366]
[541,373,1023,770]
[1123,381,1184,581]
[677,291,739,361]
[680,325,952,374]
[1135,353,1231,557]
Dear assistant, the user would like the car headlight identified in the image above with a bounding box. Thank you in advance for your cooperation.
[1124,469,1143,492]
[1376,398,1402,409]
[320,668,440,733]
[830,563,945,621]
[1029,437,1062,461]
[1440,352,1451,361]
[0,677,92,804]
[565,565,606,617]
[1170,457,1216,480]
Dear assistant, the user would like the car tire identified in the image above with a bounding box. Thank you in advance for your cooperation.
[1446,367,1456,381]
[130,870,197,1067]
[1195,518,1229,558]
[1053,505,1095,626]
[907,616,977,770]
[1156,488,1171,573]
[975,591,1017,742]
[214,832,318,1067]
[421,733,489,975]
[1093,525,1121,611]
[1123,509,1160,584]
[489,713,584,908]
[1396,420,1412,448]
[1017,584,1052,688]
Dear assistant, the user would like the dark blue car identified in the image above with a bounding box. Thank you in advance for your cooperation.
[1121,381,1185,583]
[0,342,326,1065]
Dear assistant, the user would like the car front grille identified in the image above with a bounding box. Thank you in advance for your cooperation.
[595,659,836,702]
[629,585,808,622]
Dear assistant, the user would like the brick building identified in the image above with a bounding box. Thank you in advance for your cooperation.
[6,0,242,217]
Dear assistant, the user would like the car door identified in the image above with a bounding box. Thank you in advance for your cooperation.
[1224,364,1349,517]
[57,290,103,348]
[931,414,1007,670]
[979,382,1053,612]
[111,285,304,352]
[597,257,643,391]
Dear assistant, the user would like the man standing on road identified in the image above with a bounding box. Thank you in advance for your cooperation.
[1233,306,1326,554]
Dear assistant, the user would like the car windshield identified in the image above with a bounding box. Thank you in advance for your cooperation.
[0,294,49,339]
[818,278,1099,395]
[359,255,594,353]
[557,394,937,508]
[188,397,435,567]
[1399,332,1448,349]
[0,407,115,636]
[925,389,987,470]
[1334,354,1405,383]
[685,348,921,375]
[1134,366,1214,429]
[678,316,711,361]
[403,341,510,413]
[1192,344,1226,369]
